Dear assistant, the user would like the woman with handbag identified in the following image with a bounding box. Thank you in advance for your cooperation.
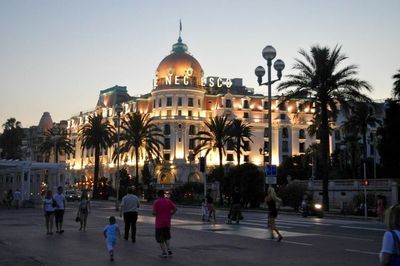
[380,204,400,265]
[77,191,91,232]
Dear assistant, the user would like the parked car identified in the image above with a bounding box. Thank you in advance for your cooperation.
[65,190,80,202]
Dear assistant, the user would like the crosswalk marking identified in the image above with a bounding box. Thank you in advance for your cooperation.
[340,225,385,232]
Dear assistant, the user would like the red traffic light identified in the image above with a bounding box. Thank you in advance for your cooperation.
[363,179,369,186]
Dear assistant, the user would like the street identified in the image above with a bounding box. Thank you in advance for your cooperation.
[0,201,384,265]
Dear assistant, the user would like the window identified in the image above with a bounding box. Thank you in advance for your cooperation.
[188,110,192,117]
[243,112,249,118]
[298,103,304,112]
[198,99,201,107]
[299,142,305,153]
[263,101,269,110]
[264,155,270,163]
[189,139,195,150]
[299,129,306,139]
[227,139,234,151]
[282,140,289,153]
[188,97,194,107]
[227,154,234,161]
[264,141,269,150]
[282,128,289,139]
[279,103,286,111]
[164,138,171,149]
[158,99,162,107]
[264,114,268,122]
[244,155,249,162]
[243,100,249,109]
[164,124,171,135]
[244,141,250,151]
[264,128,269,138]
[178,97,182,106]
[189,125,196,135]
[178,110,182,116]
[280,114,286,120]
[164,153,170,161]
[226,99,232,108]
[167,97,172,106]
[167,110,172,117]
[153,100,156,108]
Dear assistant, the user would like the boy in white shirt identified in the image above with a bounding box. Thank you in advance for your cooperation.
[104,216,121,261]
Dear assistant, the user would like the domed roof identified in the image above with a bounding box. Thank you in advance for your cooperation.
[38,112,53,131]
[155,37,203,88]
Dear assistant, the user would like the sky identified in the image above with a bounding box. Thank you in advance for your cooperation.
[0,0,399,128]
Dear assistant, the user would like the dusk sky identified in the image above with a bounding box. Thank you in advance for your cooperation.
[1,0,399,128]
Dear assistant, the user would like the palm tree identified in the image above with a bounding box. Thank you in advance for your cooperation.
[341,101,381,165]
[79,113,115,199]
[277,45,372,210]
[393,69,400,99]
[0,118,24,159]
[229,119,253,165]
[40,128,74,163]
[193,115,232,204]
[117,112,164,188]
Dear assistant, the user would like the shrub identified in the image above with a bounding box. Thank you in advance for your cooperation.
[278,182,307,210]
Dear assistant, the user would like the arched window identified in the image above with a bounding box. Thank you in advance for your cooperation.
[299,129,306,139]
[189,125,196,135]
[164,124,171,135]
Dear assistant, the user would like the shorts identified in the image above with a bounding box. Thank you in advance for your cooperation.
[54,210,65,223]
[155,227,171,243]
[106,240,116,252]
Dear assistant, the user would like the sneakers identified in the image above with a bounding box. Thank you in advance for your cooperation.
[277,235,283,242]
[167,249,173,256]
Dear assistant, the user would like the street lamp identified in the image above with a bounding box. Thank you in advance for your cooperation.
[51,127,61,163]
[255,45,285,186]
[113,103,123,211]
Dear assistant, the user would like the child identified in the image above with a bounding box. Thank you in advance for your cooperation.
[201,199,208,222]
[103,216,121,261]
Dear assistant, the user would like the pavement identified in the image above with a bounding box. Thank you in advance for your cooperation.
[0,201,385,266]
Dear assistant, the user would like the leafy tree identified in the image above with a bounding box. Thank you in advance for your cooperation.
[277,45,372,210]
[393,69,400,99]
[40,128,74,163]
[194,115,232,204]
[79,113,114,199]
[0,118,24,159]
[117,112,164,189]
[278,183,307,210]
[229,119,253,165]
[277,155,311,182]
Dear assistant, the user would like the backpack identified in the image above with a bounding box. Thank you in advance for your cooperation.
[390,231,400,266]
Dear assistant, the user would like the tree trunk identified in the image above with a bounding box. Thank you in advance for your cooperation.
[93,144,100,199]
[135,146,139,189]
[320,103,330,211]
[236,138,241,165]
[218,147,224,205]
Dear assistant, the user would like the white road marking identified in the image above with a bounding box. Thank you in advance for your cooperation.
[340,226,385,232]
[345,249,379,255]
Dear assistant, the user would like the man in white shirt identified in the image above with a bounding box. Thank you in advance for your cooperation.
[120,187,140,242]
[54,186,66,234]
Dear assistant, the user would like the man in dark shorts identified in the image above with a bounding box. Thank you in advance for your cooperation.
[54,186,66,234]
[152,190,177,258]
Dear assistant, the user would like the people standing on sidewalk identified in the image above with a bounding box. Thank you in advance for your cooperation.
[54,186,66,234]
[206,189,216,223]
[14,189,21,209]
[103,216,121,262]
[120,187,140,243]
[152,190,177,258]
[43,190,55,235]
[380,204,400,266]
[78,191,91,231]
[265,186,283,242]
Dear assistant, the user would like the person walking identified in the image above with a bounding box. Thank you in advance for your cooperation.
[43,190,55,235]
[14,189,21,209]
[377,195,386,222]
[78,191,91,231]
[120,187,140,243]
[54,186,66,234]
[103,216,121,262]
[265,186,283,242]
[206,189,216,223]
[228,187,242,224]
[6,189,13,209]
[152,190,177,258]
[380,204,400,265]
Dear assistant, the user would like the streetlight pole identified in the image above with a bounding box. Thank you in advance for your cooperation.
[255,46,285,186]
[113,103,123,211]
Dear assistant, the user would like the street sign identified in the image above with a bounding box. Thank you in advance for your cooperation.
[265,164,277,177]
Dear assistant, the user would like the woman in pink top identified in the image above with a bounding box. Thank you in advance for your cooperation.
[152,190,177,258]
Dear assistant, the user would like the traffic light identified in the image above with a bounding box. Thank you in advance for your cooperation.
[363,179,369,186]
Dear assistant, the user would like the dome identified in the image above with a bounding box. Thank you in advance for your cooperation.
[38,112,53,132]
[155,37,203,88]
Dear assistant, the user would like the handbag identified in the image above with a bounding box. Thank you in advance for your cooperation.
[390,231,400,266]
[75,216,81,222]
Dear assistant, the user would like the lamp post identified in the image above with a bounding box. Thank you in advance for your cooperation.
[113,103,123,211]
[259,147,268,189]
[255,46,285,186]
[51,127,61,163]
